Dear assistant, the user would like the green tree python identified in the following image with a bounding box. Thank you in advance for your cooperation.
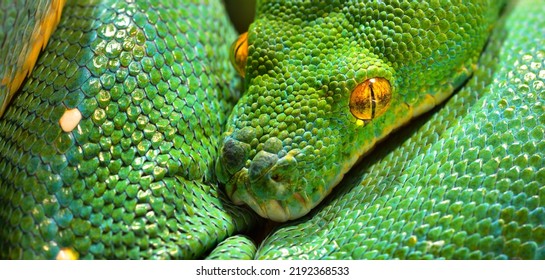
[0,0,543,259]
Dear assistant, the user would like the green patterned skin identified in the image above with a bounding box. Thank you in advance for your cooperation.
[0,0,258,259]
[216,0,505,222]
[255,0,545,259]
[205,235,256,260]
[0,0,36,112]
[1,0,544,260]
[0,0,63,116]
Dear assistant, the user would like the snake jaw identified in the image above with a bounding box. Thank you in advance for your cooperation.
[219,167,291,222]
[223,167,248,205]
[219,145,316,222]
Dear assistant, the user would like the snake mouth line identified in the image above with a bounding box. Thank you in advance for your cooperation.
[224,166,308,222]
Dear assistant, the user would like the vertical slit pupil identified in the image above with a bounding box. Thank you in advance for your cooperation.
[370,82,376,118]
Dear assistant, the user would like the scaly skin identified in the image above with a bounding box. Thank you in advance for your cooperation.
[205,235,256,260]
[0,0,65,116]
[0,0,259,259]
[0,0,544,260]
[255,0,545,259]
[216,1,505,222]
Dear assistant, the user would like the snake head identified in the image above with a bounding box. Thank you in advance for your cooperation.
[216,24,399,222]
[216,1,499,222]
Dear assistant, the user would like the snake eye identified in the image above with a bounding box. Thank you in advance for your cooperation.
[349,77,392,121]
[230,32,248,77]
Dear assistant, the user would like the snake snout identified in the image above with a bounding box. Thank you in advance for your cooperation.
[225,149,310,222]
[248,151,278,182]
[216,131,314,221]
[216,137,250,184]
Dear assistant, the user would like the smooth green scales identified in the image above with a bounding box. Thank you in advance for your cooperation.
[1,0,544,259]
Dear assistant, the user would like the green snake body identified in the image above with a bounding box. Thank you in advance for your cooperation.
[217,0,504,222]
[0,0,544,259]
[255,0,545,259]
[0,0,257,259]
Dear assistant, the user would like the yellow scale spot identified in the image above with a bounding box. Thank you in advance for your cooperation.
[407,235,418,247]
[56,248,79,260]
[60,108,82,132]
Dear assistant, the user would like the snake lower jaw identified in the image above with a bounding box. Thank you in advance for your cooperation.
[216,137,312,221]
[223,166,315,222]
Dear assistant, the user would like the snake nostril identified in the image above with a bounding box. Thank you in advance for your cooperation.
[270,174,282,182]
[248,151,279,182]
[267,152,297,184]
[249,150,298,185]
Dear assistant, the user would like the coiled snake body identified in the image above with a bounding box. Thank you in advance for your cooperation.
[0,0,544,259]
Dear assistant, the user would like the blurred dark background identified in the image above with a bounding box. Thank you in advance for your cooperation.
[223,0,256,34]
